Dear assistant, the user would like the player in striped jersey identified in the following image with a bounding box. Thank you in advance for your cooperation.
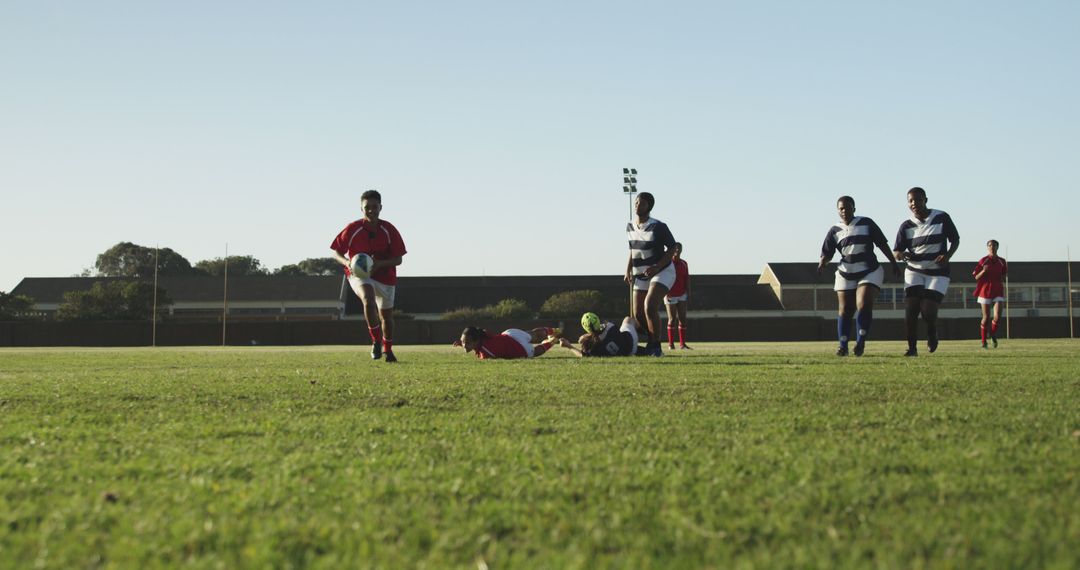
[558,316,639,357]
[893,187,960,356]
[625,192,677,357]
[818,196,900,356]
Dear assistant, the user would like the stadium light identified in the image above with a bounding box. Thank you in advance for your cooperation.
[622,167,638,218]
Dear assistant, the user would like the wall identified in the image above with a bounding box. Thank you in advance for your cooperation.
[2,317,1077,347]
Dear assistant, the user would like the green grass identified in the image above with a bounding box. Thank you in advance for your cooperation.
[1,340,1078,569]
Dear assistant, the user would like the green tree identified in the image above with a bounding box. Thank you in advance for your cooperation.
[95,242,199,277]
[195,256,268,276]
[57,282,172,321]
[297,258,341,276]
[273,258,340,276]
[539,290,614,318]
[441,298,533,321]
[273,264,307,276]
[0,291,36,320]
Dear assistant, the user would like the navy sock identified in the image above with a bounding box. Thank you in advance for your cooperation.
[855,311,872,343]
[837,316,852,348]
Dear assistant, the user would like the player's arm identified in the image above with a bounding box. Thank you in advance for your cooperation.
[876,242,901,277]
[558,338,585,357]
[936,216,960,264]
[973,259,987,281]
[331,250,350,269]
[625,254,635,285]
[818,232,835,275]
[645,243,677,278]
[370,256,402,273]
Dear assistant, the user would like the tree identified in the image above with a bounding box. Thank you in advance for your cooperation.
[0,291,35,320]
[95,242,199,277]
[441,298,533,321]
[273,264,307,276]
[56,281,172,321]
[272,258,340,276]
[539,290,616,318]
[297,257,341,276]
[195,255,268,276]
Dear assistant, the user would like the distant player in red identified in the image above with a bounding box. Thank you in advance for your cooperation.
[972,239,1007,349]
[664,242,691,350]
[455,326,560,360]
[331,190,407,363]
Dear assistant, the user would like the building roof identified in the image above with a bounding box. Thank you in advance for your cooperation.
[763,261,1077,286]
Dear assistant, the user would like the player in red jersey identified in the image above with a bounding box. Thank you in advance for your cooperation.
[972,239,1007,349]
[331,190,407,363]
[664,242,691,350]
[454,326,561,360]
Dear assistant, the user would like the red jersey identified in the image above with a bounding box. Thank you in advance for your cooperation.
[474,331,528,360]
[972,255,1007,299]
[667,258,690,297]
[330,219,407,285]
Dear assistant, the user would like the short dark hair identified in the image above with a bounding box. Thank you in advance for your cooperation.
[988,239,999,248]
[461,326,486,343]
[907,187,926,199]
[361,189,382,203]
[637,192,655,211]
[838,196,855,208]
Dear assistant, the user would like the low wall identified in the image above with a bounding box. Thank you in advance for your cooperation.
[1,317,1077,347]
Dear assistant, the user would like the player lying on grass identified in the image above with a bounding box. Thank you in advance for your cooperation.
[454,326,561,360]
[559,313,638,357]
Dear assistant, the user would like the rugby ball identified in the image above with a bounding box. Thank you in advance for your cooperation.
[349,252,374,277]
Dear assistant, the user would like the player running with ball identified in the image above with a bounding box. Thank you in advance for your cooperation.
[331,190,407,363]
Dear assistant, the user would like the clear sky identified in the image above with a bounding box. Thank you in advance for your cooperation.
[2,1,1078,292]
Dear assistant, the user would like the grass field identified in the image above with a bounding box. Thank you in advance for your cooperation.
[1,340,1078,569]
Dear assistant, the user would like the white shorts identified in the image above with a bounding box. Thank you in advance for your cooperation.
[633,262,676,292]
[834,266,884,292]
[904,270,950,297]
[620,319,639,354]
[664,293,688,305]
[347,275,396,310]
[502,328,534,358]
[977,296,1005,305]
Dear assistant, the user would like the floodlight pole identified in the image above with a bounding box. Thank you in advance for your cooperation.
[1005,246,1010,340]
[222,244,229,347]
[152,245,159,347]
[1068,246,1074,339]
[623,168,639,317]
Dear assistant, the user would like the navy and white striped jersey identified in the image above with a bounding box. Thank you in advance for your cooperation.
[626,217,676,278]
[894,209,960,276]
[585,323,636,357]
[821,216,890,280]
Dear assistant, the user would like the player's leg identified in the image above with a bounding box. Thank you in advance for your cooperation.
[904,292,922,356]
[991,300,1002,347]
[665,301,679,349]
[853,284,878,356]
[527,327,560,343]
[921,297,942,353]
[349,276,384,360]
[836,289,855,356]
[644,282,669,355]
[373,281,398,362]
[921,277,949,353]
[676,301,689,349]
[633,289,648,334]
[979,302,990,348]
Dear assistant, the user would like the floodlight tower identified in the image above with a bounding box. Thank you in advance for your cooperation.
[622,168,638,315]
[622,167,638,218]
